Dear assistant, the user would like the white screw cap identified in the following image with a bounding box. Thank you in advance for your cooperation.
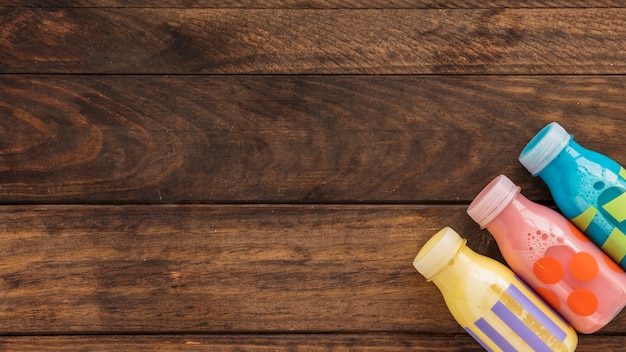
[519,122,572,175]
[467,175,520,228]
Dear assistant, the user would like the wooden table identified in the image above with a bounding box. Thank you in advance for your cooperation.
[1,1,626,350]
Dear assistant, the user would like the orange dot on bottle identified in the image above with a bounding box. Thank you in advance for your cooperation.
[571,252,599,281]
[535,287,560,309]
[533,256,563,284]
[567,289,598,316]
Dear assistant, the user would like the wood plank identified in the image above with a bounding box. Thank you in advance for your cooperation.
[2,8,626,74]
[0,334,622,351]
[0,334,503,351]
[0,204,509,333]
[2,1,624,9]
[3,75,626,203]
[1,205,625,335]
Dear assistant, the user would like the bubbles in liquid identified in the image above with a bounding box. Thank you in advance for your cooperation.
[525,227,564,263]
[576,176,605,206]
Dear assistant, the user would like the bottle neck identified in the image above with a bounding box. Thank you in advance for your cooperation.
[538,141,583,185]
[485,193,531,234]
[430,245,479,292]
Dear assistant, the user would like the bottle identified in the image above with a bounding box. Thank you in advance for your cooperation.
[467,174,626,333]
[413,227,578,351]
[519,121,626,270]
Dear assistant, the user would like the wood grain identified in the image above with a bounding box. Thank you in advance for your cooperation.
[2,75,626,204]
[3,3,626,350]
[0,334,505,352]
[0,204,504,333]
[2,8,626,74]
[1,204,625,346]
[2,0,625,9]
[0,334,623,351]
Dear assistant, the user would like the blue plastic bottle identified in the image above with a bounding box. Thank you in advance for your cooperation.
[519,122,626,269]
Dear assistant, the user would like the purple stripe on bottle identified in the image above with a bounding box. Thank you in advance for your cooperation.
[508,282,567,341]
[492,301,551,352]
[474,318,515,352]
[464,327,494,352]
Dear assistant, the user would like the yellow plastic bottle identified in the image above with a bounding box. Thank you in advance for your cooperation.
[413,227,578,351]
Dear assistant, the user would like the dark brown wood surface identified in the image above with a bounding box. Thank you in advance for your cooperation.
[2,75,626,204]
[3,1,626,8]
[0,334,624,352]
[2,1,626,351]
[3,8,626,74]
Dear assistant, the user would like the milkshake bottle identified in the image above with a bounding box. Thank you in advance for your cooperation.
[520,122,626,269]
[468,175,626,333]
[413,227,578,351]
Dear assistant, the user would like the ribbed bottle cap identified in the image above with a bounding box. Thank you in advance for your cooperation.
[519,122,572,175]
[413,227,466,280]
[467,175,520,228]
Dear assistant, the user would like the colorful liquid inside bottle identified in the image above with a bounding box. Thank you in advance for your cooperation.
[468,175,626,333]
[520,122,626,269]
[413,227,578,351]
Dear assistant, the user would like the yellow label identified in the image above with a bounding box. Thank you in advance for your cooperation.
[571,206,598,232]
[602,191,626,223]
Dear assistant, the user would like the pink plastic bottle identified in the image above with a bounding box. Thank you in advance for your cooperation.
[467,175,626,333]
